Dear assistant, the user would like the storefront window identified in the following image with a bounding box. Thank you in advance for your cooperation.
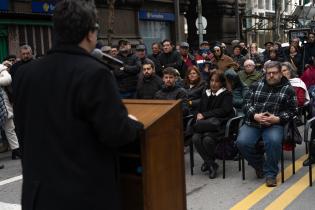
[139,20,171,54]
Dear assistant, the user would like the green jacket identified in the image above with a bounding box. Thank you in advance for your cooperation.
[238,70,263,86]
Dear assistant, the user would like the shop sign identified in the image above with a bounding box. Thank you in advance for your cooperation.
[0,0,9,11]
[139,10,175,22]
[32,1,57,13]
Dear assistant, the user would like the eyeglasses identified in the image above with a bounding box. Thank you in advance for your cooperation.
[266,71,280,76]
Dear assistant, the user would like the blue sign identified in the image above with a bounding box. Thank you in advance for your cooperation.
[0,0,9,11]
[32,1,56,13]
[139,10,175,22]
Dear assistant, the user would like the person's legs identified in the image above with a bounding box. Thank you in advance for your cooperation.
[3,118,21,159]
[193,133,208,162]
[236,124,264,170]
[303,122,315,166]
[262,125,283,179]
[201,134,219,178]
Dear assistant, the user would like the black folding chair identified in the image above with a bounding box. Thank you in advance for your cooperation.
[304,116,315,187]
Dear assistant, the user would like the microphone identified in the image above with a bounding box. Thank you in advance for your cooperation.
[91,48,124,67]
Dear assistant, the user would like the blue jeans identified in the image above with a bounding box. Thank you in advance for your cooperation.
[236,124,284,178]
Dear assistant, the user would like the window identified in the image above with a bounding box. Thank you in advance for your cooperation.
[258,0,264,9]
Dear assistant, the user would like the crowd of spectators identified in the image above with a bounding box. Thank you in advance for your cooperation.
[3,32,315,185]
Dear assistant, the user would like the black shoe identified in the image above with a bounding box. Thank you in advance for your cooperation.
[266,177,277,187]
[208,162,219,179]
[303,156,315,166]
[201,162,209,172]
[255,168,264,179]
[12,148,21,160]
[0,164,4,169]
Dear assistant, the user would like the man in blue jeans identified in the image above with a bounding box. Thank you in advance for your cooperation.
[236,61,297,187]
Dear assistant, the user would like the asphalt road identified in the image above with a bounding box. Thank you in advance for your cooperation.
[1,136,315,210]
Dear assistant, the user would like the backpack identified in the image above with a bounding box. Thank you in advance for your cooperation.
[0,88,8,127]
[215,139,238,160]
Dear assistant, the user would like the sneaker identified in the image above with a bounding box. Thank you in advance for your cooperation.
[266,177,277,187]
[255,168,264,179]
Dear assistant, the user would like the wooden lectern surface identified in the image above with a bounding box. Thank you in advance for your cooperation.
[121,99,187,210]
[123,99,179,129]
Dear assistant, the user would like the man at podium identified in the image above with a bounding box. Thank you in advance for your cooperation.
[12,1,143,210]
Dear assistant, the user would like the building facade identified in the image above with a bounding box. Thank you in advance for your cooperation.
[0,0,188,61]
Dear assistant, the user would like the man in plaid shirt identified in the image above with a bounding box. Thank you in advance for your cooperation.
[236,61,297,187]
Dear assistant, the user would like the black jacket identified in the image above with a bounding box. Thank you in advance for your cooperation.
[158,51,183,76]
[114,52,141,92]
[155,85,189,115]
[184,80,207,114]
[198,89,234,120]
[13,45,143,210]
[136,74,163,99]
[148,53,162,77]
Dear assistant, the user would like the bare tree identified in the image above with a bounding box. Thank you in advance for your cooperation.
[107,0,116,46]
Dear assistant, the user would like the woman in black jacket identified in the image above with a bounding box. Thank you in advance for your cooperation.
[183,66,207,115]
[192,71,234,179]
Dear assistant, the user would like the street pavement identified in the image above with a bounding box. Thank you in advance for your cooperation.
[1,132,315,210]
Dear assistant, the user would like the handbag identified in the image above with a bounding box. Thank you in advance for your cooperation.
[193,117,221,133]
[285,120,302,145]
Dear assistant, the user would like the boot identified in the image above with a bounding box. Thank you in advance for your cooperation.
[12,148,21,160]
[0,164,4,169]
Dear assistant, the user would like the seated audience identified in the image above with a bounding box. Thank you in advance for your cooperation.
[238,59,263,86]
[183,66,207,115]
[192,71,234,179]
[236,61,297,187]
[281,62,310,107]
[136,60,163,99]
[224,69,249,114]
[155,67,189,115]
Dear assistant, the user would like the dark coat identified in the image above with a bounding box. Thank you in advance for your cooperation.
[184,80,207,114]
[114,52,141,93]
[148,53,162,77]
[136,74,163,99]
[13,45,143,210]
[158,51,184,77]
[155,85,189,116]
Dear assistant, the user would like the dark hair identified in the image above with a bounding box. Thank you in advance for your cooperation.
[184,65,201,86]
[142,60,155,71]
[162,39,172,46]
[151,42,162,49]
[53,0,98,45]
[2,54,16,62]
[209,71,226,88]
[163,67,177,76]
[264,61,281,72]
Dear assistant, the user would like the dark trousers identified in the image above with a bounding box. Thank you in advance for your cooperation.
[192,132,217,162]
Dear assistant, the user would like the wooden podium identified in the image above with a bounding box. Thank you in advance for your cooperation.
[119,99,187,210]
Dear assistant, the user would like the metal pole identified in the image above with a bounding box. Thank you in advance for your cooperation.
[174,0,181,43]
[235,0,240,40]
[197,0,203,45]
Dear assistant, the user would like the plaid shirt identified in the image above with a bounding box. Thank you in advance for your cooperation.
[244,77,297,128]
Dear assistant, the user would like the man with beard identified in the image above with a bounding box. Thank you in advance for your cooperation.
[10,45,33,84]
[211,45,238,72]
[136,60,163,99]
[155,67,189,116]
[303,32,315,69]
[236,61,297,187]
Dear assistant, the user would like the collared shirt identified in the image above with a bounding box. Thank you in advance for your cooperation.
[206,88,226,97]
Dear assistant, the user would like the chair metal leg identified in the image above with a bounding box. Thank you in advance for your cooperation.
[308,164,313,187]
[189,142,194,175]
[238,154,241,172]
[292,146,295,174]
[281,144,284,183]
[242,157,245,180]
[223,140,226,179]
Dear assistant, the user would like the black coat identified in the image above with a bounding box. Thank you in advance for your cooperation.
[136,74,163,99]
[158,51,183,77]
[184,80,207,114]
[114,52,141,93]
[13,45,143,210]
